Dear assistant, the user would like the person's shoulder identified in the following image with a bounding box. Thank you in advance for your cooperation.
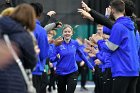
[113,22,123,27]
[71,39,78,44]
[112,23,124,31]
[34,24,46,34]
[71,39,80,47]
[35,23,45,30]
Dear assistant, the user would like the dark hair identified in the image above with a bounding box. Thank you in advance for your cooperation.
[123,0,135,16]
[30,2,43,17]
[110,0,125,13]
[10,3,36,31]
[123,0,137,35]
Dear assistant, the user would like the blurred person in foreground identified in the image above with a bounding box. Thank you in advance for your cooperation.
[0,3,37,93]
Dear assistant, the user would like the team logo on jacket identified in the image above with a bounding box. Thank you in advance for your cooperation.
[71,45,75,48]
[60,45,66,50]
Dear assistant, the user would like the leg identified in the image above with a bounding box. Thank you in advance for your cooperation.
[56,75,67,93]
[66,71,79,93]
[94,66,102,93]
[40,72,49,93]
[48,68,54,92]
[102,68,112,93]
[127,77,138,93]
[136,76,140,93]
[112,77,129,93]
[81,65,88,88]
[32,75,42,93]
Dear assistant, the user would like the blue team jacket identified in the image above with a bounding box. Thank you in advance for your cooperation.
[96,49,111,72]
[103,26,111,35]
[48,43,57,67]
[32,20,49,75]
[76,45,88,62]
[136,31,140,71]
[50,39,93,75]
[97,17,139,77]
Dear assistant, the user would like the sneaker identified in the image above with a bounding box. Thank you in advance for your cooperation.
[81,86,88,91]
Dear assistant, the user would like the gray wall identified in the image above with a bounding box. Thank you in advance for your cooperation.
[24,0,89,25]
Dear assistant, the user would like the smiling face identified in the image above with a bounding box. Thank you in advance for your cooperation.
[62,26,73,40]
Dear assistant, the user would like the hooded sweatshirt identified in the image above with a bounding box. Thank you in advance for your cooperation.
[97,17,139,77]
[136,31,140,71]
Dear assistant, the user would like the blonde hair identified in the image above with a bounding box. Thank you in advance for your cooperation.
[62,24,73,32]
[1,7,15,16]
[48,30,56,36]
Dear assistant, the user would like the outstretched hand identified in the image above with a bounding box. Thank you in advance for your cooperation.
[47,11,56,17]
[54,36,63,46]
[55,22,62,28]
[94,59,102,65]
[81,1,91,12]
[105,6,111,16]
[77,9,94,21]
[92,34,103,44]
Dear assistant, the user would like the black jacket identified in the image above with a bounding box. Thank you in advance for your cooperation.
[89,9,114,29]
[0,16,37,93]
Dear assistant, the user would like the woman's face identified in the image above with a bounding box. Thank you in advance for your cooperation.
[62,27,73,40]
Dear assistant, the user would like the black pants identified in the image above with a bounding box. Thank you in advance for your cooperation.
[78,63,88,87]
[48,68,56,91]
[112,76,138,93]
[93,66,103,93]
[102,68,112,93]
[33,72,48,93]
[136,73,140,93]
[33,75,42,93]
[40,72,48,93]
[56,71,79,93]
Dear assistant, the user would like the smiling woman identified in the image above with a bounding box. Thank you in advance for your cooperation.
[50,24,94,93]
[62,24,73,42]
